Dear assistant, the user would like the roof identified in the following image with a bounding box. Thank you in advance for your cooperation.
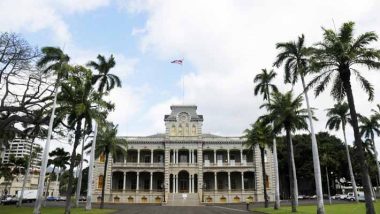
[164,105,203,122]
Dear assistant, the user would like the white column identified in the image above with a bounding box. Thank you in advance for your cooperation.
[240,149,243,164]
[214,172,217,191]
[150,172,153,191]
[191,175,194,193]
[227,150,230,165]
[190,150,192,164]
[172,150,175,164]
[175,175,178,193]
[193,150,195,164]
[214,150,217,165]
[136,172,140,191]
[176,149,178,164]
[123,172,126,190]
[228,172,231,191]
[151,150,154,164]
[189,174,191,193]
[241,172,244,192]
[137,149,140,164]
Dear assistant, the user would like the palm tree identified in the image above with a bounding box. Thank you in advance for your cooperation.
[86,54,121,93]
[93,123,127,209]
[44,148,70,205]
[274,34,325,214]
[55,66,112,214]
[244,120,274,208]
[360,115,380,189]
[260,91,310,212]
[310,21,380,214]
[253,68,280,209]
[326,102,358,201]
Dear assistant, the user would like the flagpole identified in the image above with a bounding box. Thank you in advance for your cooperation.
[182,60,184,105]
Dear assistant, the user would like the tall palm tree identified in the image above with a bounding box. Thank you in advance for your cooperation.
[93,123,127,209]
[253,68,280,209]
[44,148,70,205]
[274,34,325,214]
[310,21,380,214]
[244,120,274,208]
[326,102,358,201]
[360,115,380,189]
[55,66,113,214]
[86,54,121,93]
[260,91,310,212]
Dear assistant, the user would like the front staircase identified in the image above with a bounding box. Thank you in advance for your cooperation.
[166,193,200,206]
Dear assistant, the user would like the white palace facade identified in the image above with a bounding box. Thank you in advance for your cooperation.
[91,105,275,205]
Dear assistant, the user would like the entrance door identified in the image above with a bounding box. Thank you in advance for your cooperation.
[178,170,189,193]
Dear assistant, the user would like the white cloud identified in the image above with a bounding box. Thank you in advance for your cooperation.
[127,0,380,145]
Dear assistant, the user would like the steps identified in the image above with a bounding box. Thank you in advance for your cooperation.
[166,193,200,206]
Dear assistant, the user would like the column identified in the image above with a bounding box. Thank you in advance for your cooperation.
[172,150,175,164]
[214,172,217,191]
[214,150,217,165]
[137,149,140,164]
[172,175,175,193]
[191,175,194,193]
[176,149,178,164]
[151,150,154,164]
[175,174,178,193]
[241,172,244,192]
[150,172,153,191]
[189,174,191,193]
[228,172,231,191]
[240,149,243,164]
[123,172,126,190]
[190,150,193,164]
[193,150,195,164]
[227,150,230,165]
[136,172,140,191]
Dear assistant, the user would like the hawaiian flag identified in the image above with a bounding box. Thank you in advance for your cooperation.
[171,59,183,65]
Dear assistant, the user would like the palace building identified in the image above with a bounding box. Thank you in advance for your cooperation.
[91,105,275,205]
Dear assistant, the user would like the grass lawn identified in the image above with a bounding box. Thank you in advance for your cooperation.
[253,203,380,214]
[0,206,115,214]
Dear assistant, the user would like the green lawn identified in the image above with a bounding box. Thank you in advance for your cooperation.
[253,203,380,214]
[0,206,115,214]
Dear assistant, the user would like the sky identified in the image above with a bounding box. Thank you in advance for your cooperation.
[1,0,380,154]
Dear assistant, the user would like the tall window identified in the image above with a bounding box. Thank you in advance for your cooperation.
[98,175,104,189]
[171,125,176,136]
[192,125,196,135]
[178,125,183,136]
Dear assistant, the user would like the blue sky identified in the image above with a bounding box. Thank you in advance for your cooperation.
[1,0,380,152]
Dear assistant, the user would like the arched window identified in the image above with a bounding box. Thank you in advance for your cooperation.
[178,125,183,136]
[171,125,176,136]
[185,124,189,136]
[98,175,104,189]
[99,153,105,162]
[192,125,196,135]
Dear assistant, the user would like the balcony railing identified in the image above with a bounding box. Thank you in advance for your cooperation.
[203,160,254,167]
[112,162,164,167]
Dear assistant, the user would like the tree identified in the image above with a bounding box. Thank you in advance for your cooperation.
[86,54,121,93]
[93,123,127,209]
[310,21,380,214]
[274,34,325,214]
[44,148,70,205]
[253,68,280,209]
[244,120,273,208]
[359,115,380,190]
[260,91,311,212]
[54,66,113,214]
[326,102,358,201]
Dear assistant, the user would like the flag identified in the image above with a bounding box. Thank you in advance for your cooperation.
[171,59,183,65]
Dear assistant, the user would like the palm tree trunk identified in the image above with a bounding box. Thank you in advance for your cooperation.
[342,126,358,202]
[301,75,325,214]
[286,128,297,212]
[342,75,375,214]
[260,147,269,208]
[267,91,280,209]
[75,136,86,207]
[289,133,298,207]
[64,119,82,214]
[371,136,380,197]
[325,167,332,205]
[44,166,55,207]
[100,151,109,209]
[17,137,36,207]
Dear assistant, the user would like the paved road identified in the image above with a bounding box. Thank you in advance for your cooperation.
[110,205,251,214]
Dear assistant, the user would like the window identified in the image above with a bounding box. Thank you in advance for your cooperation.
[98,175,104,189]
[171,125,176,136]
[178,125,183,135]
[192,125,196,135]
[185,124,189,136]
